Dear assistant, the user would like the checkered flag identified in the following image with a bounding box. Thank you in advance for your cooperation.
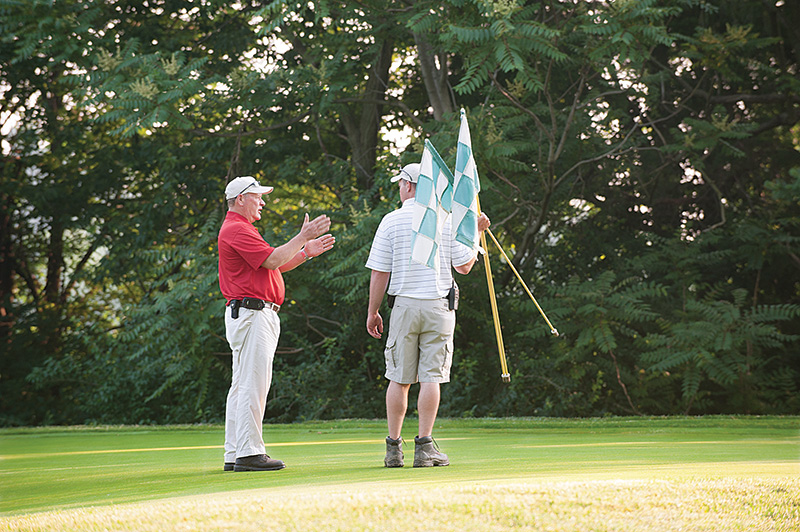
[410,139,454,271]
[452,109,482,253]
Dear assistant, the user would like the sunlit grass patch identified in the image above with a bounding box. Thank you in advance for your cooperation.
[4,478,798,531]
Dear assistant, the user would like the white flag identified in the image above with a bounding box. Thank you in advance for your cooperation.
[410,140,454,271]
[452,108,482,252]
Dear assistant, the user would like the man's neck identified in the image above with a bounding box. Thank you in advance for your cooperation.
[228,208,251,222]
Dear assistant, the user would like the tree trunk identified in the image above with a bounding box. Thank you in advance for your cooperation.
[414,32,455,121]
[0,186,14,344]
[340,38,395,191]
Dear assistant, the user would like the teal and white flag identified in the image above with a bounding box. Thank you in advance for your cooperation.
[452,108,482,252]
[410,139,454,271]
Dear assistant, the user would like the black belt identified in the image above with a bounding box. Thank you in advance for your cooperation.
[228,298,280,319]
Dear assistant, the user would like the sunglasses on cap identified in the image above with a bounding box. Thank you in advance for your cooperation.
[236,181,258,197]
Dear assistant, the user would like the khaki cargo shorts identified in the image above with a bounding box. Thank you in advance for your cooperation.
[384,296,456,384]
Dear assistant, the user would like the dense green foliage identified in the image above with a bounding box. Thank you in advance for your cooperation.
[1,0,798,426]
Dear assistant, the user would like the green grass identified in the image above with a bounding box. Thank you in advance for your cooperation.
[1,417,798,531]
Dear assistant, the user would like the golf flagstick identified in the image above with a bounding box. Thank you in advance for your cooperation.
[476,196,510,383]
[484,228,559,337]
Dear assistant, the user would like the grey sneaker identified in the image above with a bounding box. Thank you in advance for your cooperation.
[413,435,449,467]
[384,436,404,467]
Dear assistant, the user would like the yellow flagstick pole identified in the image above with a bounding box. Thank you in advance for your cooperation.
[484,228,559,337]
[476,197,510,382]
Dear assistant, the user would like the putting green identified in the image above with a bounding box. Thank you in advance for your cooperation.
[1,417,798,530]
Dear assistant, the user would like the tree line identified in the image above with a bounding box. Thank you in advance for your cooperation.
[1,0,798,426]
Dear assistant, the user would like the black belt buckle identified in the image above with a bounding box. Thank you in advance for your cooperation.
[241,297,266,310]
[230,299,241,319]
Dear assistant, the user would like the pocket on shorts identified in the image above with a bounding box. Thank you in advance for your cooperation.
[384,338,397,371]
[441,336,453,377]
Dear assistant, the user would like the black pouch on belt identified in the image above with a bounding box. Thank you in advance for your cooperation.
[230,299,241,319]
[447,281,459,310]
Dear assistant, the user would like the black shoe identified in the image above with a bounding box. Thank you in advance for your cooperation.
[234,454,286,472]
[223,462,234,471]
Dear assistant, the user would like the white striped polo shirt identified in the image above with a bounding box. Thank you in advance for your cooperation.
[366,198,475,299]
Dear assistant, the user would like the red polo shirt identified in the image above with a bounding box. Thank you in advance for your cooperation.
[218,211,285,305]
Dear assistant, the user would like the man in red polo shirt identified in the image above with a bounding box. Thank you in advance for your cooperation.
[219,175,334,472]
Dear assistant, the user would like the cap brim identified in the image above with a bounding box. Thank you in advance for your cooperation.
[390,173,404,182]
[251,185,274,194]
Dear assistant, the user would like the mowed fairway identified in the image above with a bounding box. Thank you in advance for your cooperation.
[1,417,798,531]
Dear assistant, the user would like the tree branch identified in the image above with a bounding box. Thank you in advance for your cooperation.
[189,110,313,137]
[61,233,104,305]
[333,97,425,128]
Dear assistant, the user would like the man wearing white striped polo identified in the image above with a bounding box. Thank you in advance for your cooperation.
[366,162,490,468]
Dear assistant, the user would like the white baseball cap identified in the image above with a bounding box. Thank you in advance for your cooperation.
[390,163,420,183]
[224,176,274,199]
